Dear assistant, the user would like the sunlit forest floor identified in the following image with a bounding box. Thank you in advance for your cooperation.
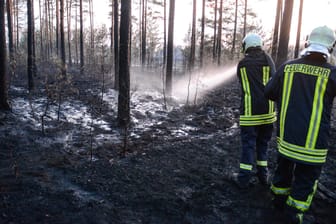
[0,68,335,224]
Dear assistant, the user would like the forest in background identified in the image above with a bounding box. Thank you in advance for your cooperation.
[0,1,336,223]
[0,0,309,126]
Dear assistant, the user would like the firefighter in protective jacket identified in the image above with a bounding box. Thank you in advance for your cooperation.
[236,33,276,188]
[265,26,336,223]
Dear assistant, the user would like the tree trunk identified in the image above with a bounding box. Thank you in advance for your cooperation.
[276,0,294,67]
[7,0,15,78]
[217,0,223,65]
[166,0,175,97]
[199,0,205,68]
[271,0,283,62]
[212,0,217,62]
[231,0,238,58]
[141,0,147,67]
[79,0,84,75]
[189,0,196,70]
[75,2,78,64]
[117,0,131,127]
[15,0,19,48]
[294,0,303,58]
[44,0,50,59]
[67,0,73,66]
[56,0,59,55]
[38,0,43,60]
[60,0,66,77]
[0,0,10,110]
[110,1,114,68]
[89,0,95,68]
[243,0,247,37]
[27,0,35,91]
[48,0,53,56]
[163,0,167,67]
[114,0,119,90]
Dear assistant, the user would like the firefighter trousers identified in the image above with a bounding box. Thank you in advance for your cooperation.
[238,123,273,184]
[271,155,322,223]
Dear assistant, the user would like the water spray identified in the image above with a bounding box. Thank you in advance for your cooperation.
[173,65,237,103]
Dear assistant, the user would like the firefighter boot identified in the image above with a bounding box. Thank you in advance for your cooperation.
[257,166,269,186]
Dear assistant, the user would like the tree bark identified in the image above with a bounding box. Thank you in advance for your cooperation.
[271,0,283,62]
[67,0,73,66]
[294,0,304,58]
[231,0,238,58]
[166,0,175,97]
[27,0,35,91]
[217,0,223,65]
[141,0,147,67]
[79,0,84,75]
[189,0,196,70]
[276,0,294,67]
[243,0,247,37]
[212,0,217,62]
[117,0,131,127]
[163,0,167,67]
[114,0,119,90]
[200,0,205,68]
[7,0,15,78]
[56,0,59,55]
[0,0,10,110]
[60,0,66,77]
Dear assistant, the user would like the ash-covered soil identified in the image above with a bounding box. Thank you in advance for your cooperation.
[0,73,335,224]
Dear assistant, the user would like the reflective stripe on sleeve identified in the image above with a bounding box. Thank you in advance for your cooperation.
[240,67,251,116]
[239,112,276,126]
[263,66,276,115]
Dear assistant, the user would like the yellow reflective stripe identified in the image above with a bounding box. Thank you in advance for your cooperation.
[262,66,275,114]
[280,71,294,139]
[271,185,291,195]
[240,163,253,171]
[240,112,276,120]
[286,180,318,212]
[257,160,267,166]
[240,67,251,116]
[239,117,276,126]
[305,76,328,148]
[278,138,328,164]
[269,100,274,115]
[239,112,276,126]
[263,66,270,85]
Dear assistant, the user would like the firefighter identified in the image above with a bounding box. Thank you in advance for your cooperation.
[235,33,277,189]
[265,25,336,223]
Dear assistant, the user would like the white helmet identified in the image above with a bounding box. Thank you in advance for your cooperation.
[304,26,336,57]
[242,33,263,53]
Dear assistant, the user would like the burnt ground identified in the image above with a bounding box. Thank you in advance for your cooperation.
[0,73,336,224]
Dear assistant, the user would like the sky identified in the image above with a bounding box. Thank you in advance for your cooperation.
[249,0,336,41]
[92,0,336,45]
